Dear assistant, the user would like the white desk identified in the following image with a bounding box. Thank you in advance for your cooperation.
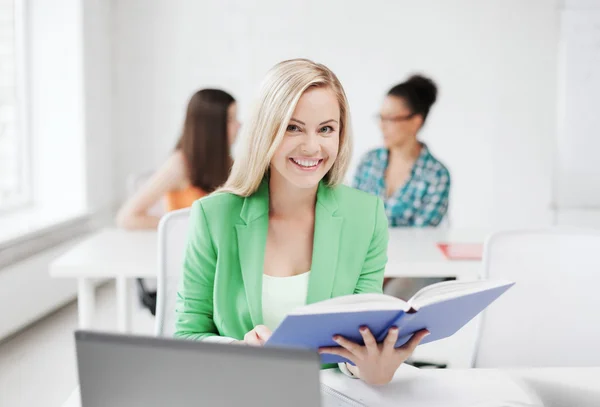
[62,365,600,407]
[62,388,80,407]
[321,366,600,407]
[508,368,600,407]
[49,227,486,353]
[49,229,157,332]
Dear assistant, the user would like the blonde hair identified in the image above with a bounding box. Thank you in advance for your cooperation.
[219,59,353,197]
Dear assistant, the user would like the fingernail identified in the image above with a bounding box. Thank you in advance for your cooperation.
[390,327,399,332]
[360,326,368,332]
[424,330,431,336]
[333,335,340,341]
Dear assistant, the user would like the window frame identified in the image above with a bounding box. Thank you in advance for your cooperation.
[0,0,31,214]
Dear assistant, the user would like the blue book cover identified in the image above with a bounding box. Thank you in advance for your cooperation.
[265,280,514,364]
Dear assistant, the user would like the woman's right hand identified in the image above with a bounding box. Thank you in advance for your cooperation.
[241,325,272,346]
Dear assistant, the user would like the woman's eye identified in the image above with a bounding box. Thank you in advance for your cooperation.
[319,126,334,133]
[286,124,301,132]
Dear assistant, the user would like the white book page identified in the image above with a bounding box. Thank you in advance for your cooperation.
[408,280,514,309]
[290,293,408,315]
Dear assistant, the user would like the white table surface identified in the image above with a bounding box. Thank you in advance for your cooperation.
[62,388,80,407]
[49,229,157,278]
[62,365,600,407]
[321,366,600,407]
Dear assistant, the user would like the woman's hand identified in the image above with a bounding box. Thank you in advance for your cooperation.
[241,325,273,346]
[319,327,429,386]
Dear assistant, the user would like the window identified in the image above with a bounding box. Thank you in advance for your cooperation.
[0,0,28,211]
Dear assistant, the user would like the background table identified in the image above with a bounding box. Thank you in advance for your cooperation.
[49,229,156,333]
[386,228,486,279]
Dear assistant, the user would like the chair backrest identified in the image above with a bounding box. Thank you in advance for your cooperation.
[474,228,600,368]
[127,171,166,217]
[155,208,191,337]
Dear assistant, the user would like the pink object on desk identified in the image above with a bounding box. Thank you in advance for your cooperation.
[437,243,483,261]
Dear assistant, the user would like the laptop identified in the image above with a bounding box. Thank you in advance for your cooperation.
[75,330,363,407]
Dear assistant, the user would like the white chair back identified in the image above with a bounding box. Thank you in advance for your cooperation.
[155,208,191,337]
[127,171,166,217]
[474,229,600,367]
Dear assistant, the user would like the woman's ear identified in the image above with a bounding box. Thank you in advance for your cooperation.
[412,115,424,131]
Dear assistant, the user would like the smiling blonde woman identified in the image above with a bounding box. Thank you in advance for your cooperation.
[174,59,428,386]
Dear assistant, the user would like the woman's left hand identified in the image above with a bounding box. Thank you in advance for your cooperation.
[319,326,429,386]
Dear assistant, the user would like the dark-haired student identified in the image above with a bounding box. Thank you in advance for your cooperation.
[117,89,240,229]
[353,75,450,227]
[353,75,450,299]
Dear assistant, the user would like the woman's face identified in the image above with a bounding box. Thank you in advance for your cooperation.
[379,96,422,149]
[270,87,340,190]
[227,102,241,146]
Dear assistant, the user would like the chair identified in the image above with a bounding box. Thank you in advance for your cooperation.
[127,171,167,315]
[473,228,600,368]
[155,207,191,337]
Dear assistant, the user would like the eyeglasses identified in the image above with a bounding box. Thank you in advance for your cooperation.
[375,113,417,123]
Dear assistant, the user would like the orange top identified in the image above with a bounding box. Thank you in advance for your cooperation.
[165,186,207,212]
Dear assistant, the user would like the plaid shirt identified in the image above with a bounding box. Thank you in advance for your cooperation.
[353,145,450,227]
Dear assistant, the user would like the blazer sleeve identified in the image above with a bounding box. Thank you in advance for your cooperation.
[174,200,220,340]
[354,197,388,295]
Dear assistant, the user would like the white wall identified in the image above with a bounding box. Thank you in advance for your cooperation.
[553,1,600,228]
[112,0,559,228]
[0,229,86,340]
[82,0,114,212]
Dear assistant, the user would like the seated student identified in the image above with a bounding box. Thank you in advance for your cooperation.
[353,75,450,227]
[174,59,428,386]
[353,75,451,300]
[116,88,240,230]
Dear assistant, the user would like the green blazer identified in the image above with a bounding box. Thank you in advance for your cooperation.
[174,180,389,346]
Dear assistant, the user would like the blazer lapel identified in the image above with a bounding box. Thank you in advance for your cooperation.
[235,181,269,327]
[306,183,344,304]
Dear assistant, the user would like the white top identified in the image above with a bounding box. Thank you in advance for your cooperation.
[203,271,354,377]
[202,272,312,344]
[261,271,311,331]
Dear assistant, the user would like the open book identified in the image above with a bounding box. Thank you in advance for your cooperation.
[266,280,514,364]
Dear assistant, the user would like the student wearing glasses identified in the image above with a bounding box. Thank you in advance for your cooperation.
[353,75,451,299]
[175,59,428,385]
[353,75,450,227]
